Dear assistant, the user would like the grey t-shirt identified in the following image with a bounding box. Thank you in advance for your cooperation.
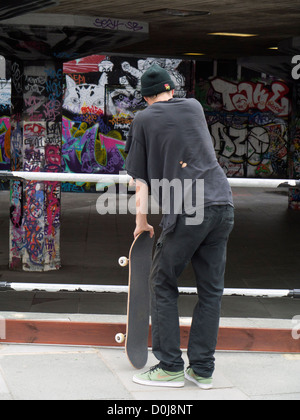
[125,98,233,232]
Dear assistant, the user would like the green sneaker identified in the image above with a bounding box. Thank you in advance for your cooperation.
[185,367,213,390]
[133,365,185,388]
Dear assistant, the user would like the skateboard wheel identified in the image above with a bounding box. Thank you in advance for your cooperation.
[115,333,125,344]
[118,257,129,267]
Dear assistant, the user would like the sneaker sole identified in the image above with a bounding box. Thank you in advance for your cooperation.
[133,375,185,388]
[185,372,213,390]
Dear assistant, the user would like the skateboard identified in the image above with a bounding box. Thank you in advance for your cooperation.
[116,231,155,369]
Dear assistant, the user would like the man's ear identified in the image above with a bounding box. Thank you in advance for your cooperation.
[144,96,151,105]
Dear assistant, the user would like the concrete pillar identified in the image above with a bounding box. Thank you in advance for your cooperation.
[10,59,62,271]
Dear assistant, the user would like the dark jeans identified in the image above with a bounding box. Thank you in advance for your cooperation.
[150,205,234,378]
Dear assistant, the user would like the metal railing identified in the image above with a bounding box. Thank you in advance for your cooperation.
[0,170,299,189]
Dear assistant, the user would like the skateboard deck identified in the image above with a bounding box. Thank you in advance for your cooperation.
[117,231,154,369]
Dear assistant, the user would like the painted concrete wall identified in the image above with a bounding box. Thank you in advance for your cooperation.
[0,55,299,272]
[0,55,299,199]
[197,77,291,179]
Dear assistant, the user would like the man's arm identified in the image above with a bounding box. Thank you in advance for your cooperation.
[134,179,154,239]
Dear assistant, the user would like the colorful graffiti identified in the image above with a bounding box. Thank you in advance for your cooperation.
[61,55,193,191]
[0,79,11,174]
[0,116,10,169]
[0,79,11,190]
[9,62,62,271]
[288,83,300,209]
[291,83,300,179]
[0,55,193,194]
[198,78,291,178]
[2,58,298,185]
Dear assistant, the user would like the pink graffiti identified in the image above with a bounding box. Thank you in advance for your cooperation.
[43,99,61,122]
[45,181,60,237]
[45,145,61,167]
[24,96,44,119]
[99,133,125,150]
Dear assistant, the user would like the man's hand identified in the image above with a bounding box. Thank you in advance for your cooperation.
[134,221,154,239]
[134,179,154,239]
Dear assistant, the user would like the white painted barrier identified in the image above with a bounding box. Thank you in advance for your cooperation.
[0,171,299,189]
[0,282,299,298]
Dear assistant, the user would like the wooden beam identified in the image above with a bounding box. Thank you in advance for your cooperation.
[0,320,299,353]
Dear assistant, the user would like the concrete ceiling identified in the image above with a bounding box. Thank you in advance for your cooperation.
[0,0,300,83]
[30,0,300,59]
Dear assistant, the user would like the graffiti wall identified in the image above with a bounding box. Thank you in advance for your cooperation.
[1,57,298,188]
[0,55,193,192]
[62,55,194,191]
[0,79,11,187]
[288,83,300,209]
[197,77,291,178]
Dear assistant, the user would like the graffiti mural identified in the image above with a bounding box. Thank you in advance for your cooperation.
[2,57,297,185]
[197,77,291,178]
[0,79,11,183]
[62,55,193,191]
[288,83,300,209]
[0,116,10,167]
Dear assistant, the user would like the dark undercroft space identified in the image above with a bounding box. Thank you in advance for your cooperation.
[0,188,300,319]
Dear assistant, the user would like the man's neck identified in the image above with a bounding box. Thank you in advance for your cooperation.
[152,92,173,103]
[145,90,174,106]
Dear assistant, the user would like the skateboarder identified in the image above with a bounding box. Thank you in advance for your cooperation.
[125,64,234,389]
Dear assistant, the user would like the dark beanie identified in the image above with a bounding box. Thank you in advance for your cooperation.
[141,64,175,96]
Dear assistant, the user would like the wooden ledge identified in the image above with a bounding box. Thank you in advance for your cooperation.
[0,320,299,353]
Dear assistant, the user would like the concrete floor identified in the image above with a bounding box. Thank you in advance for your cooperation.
[1,342,300,400]
[0,187,300,319]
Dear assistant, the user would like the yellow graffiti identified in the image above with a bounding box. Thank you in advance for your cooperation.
[70,122,88,138]
[4,127,10,159]
[95,138,107,166]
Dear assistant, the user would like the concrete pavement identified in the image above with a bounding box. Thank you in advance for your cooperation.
[0,342,300,401]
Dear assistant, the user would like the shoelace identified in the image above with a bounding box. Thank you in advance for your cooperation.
[148,364,161,373]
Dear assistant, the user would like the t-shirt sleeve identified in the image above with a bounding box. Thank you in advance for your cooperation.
[125,119,149,185]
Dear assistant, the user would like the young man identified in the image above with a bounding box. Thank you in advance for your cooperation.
[125,64,234,389]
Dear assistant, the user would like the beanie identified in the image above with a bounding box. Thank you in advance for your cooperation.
[141,64,175,97]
